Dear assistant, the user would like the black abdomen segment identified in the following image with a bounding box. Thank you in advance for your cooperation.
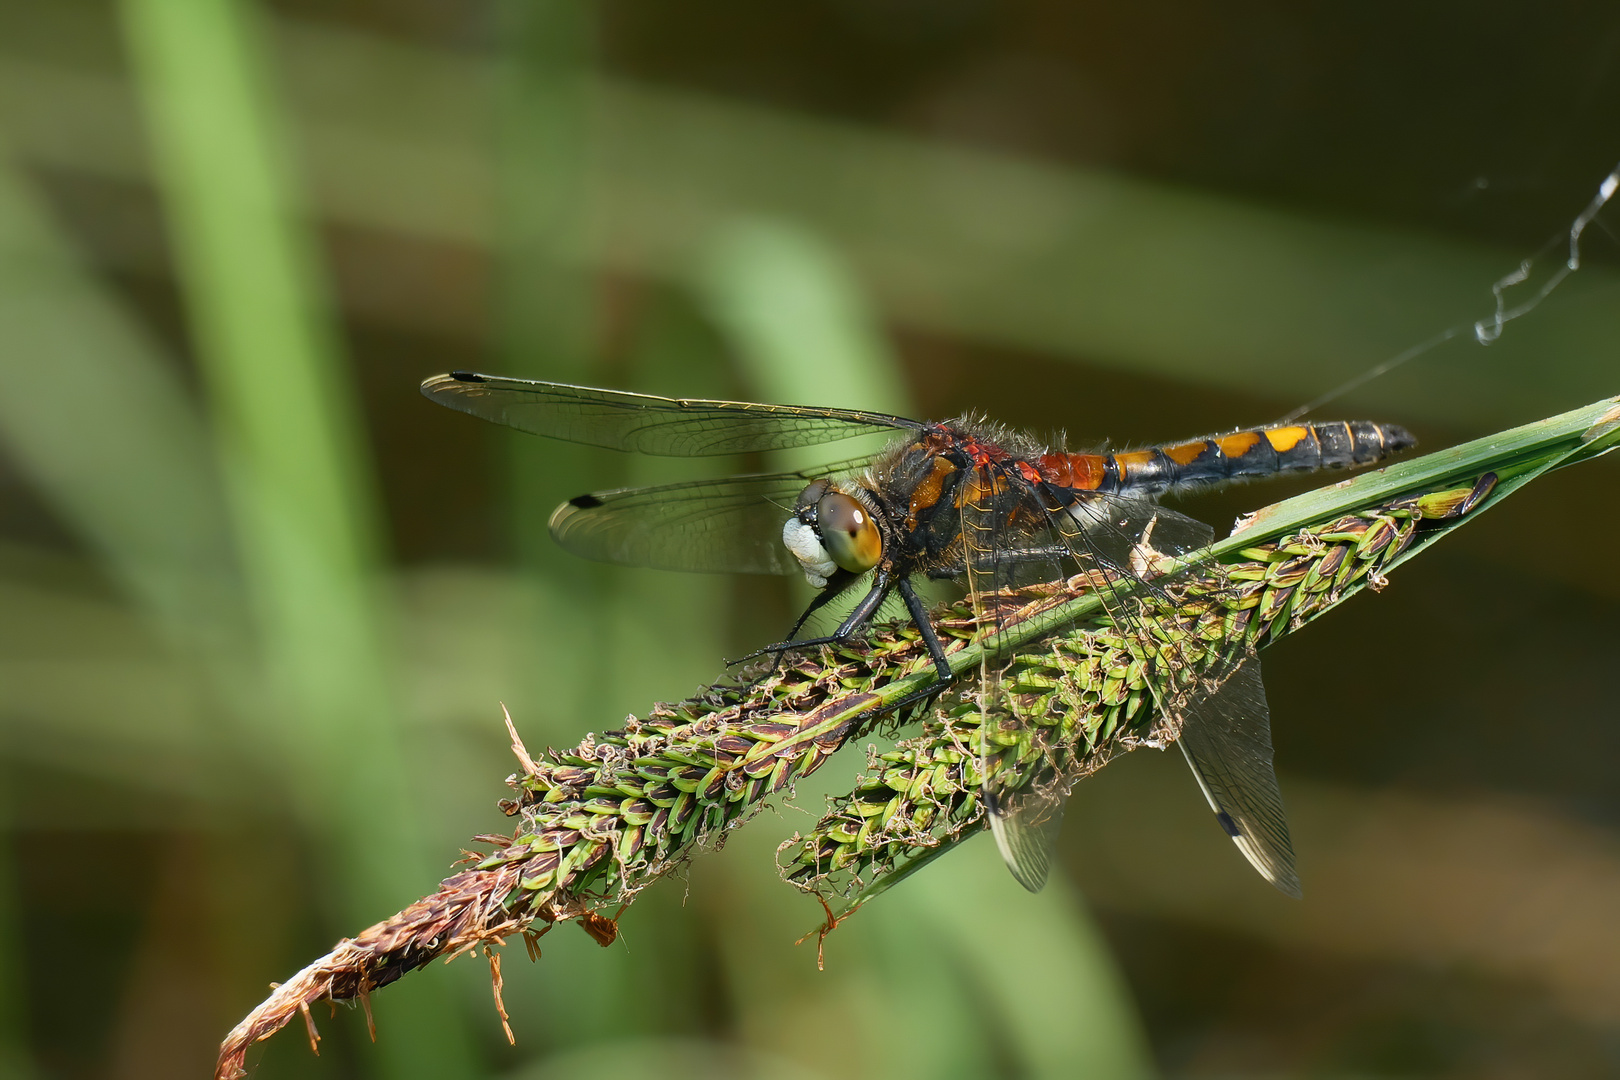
[1048,421,1416,495]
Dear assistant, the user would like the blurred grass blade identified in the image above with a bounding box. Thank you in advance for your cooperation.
[690,216,912,417]
[493,0,609,731]
[0,148,239,658]
[489,4,642,1052]
[0,143,259,793]
[495,0,599,551]
[914,841,1154,1080]
[495,0,595,382]
[116,0,473,1075]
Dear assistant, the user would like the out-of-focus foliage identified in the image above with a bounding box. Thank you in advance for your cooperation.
[0,1,1617,1077]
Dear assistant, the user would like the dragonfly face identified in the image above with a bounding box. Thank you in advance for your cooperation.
[422,371,1415,897]
[783,478,885,589]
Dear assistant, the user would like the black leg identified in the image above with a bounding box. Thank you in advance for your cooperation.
[733,573,956,721]
[742,576,955,704]
[780,569,857,642]
[734,572,893,665]
[827,572,894,640]
[897,578,953,684]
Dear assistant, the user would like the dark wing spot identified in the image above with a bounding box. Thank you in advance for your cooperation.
[449,370,488,383]
[569,494,605,509]
[1216,811,1242,838]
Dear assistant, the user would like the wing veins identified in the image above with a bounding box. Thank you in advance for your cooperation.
[548,456,881,575]
[422,373,920,456]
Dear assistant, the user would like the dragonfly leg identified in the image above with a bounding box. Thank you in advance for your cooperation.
[896,578,954,684]
[738,576,954,717]
[733,572,892,665]
[856,577,957,717]
[779,568,860,644]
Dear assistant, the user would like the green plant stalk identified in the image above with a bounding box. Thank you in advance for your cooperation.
[782,486,1457,911]
[215,394,1620,1078]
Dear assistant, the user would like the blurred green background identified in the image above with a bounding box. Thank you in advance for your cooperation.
[2,1,1619,1077]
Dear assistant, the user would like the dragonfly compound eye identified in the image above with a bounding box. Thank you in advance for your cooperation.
[796,478,830,510]
[782,482,838,588]
[817,491,882,574]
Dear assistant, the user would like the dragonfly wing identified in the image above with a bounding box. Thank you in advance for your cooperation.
[548,458,879,574]
[1176,656,1301,897]
[1045,496,1300,891]
[1063,494,1215,564]
[960,463,1074,892]
[989,793,1067,893]
[422,372,920,456]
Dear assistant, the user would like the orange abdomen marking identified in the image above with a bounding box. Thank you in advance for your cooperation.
[1162,441,1209,466]
[1112,450,1157,480]
[1264,426,1310,453]
[1036,421,1414,496]
[1217,431,1262,458]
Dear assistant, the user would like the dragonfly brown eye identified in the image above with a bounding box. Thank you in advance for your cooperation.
[817,491,882,573]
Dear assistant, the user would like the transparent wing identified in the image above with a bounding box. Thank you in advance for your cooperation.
[961,463,1073,893]
[1176,655,1300,897]
[548,456,880,574]
[989,792,1067,894]
[972,481,1234,891]
[1040,490,1301,893]
[1059,493,1215,567]
[422,372,920,456]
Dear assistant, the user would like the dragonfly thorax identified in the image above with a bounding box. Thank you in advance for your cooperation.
[782,479,885,588]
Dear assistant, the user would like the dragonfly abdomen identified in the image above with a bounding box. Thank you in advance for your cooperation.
[1040,421,1415,496]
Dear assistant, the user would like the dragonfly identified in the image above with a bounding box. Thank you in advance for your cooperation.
[422,371,1414,896]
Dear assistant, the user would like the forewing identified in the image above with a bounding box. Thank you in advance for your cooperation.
[548,458,879,574]
[1176,656,1301,897]
[422,372,919,456]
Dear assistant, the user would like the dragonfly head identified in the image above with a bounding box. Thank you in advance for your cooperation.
[783,479,884,588]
